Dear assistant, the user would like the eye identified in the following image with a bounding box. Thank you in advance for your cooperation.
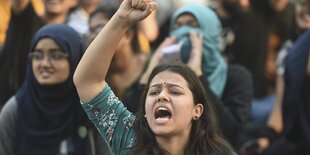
[29,52,44,60]
[173,23,181,29]
[170,90,181,95]
[50,53,68,61]
[90,24,105,34]
[34,53,43,60]
[188,21,199,28]
[148,88,160,96]
[148,91,159,96]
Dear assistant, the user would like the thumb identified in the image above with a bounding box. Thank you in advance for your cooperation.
[140,2,157,19]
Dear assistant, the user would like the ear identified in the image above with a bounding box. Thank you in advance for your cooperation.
[193,103,204,120]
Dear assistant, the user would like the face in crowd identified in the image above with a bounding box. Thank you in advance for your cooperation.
[43,0,77,16]
[30,38,70,85]
[295,0,310,29]
[88,8,136,73]
[145,70,203,136]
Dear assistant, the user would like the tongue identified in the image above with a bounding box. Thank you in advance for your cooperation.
[155,117,170,124]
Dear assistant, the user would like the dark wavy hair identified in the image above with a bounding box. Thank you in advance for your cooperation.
[129,63,235,155]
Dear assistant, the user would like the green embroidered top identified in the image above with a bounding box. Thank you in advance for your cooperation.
[81,84,136,155]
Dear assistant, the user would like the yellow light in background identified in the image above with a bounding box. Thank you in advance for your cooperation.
[0,0,44,45]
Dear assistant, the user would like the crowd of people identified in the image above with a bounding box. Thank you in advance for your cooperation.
[0,0,309,154]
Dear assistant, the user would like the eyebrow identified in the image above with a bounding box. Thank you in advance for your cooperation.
[150,83,185,90]
[33,48,62,53]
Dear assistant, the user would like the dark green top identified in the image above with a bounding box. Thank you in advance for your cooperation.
[81,84,136,155]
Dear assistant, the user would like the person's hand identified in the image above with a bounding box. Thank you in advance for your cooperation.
[116,0,157,26]
[239,137,270,155]
[139,37,176,84]
[153,37,177,63]
[187,31,203,76]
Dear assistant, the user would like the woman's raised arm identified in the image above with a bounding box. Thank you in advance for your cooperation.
[74,0,156,102]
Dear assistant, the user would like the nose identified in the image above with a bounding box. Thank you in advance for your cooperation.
[157,89,170,102]
[40,56,53,67]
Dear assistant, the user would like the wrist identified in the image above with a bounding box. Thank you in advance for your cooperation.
[112,12,132,29]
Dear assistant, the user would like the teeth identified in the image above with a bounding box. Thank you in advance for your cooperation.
[157,107,168,111]
[155,107,171,119]
[41,72,50,76]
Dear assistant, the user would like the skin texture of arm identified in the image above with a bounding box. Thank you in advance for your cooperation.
[73,0,157,102]
[267,74,284,133]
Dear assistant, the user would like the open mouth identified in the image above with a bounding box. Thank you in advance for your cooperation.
[155,107,172,120]
[40,70,52,76]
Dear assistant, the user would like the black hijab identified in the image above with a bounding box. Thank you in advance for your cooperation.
[282,30,310,153]
[15,24,89,155]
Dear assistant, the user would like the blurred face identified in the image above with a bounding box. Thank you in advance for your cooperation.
[296,1,310,29]
[145,71,203,137]
[173,13,199,29]
[239,0,250,8]
[43,0,77,15]
[88,13,109,46]
[88,13,132,72]
[31,38,70,85]
[80,0,100,6]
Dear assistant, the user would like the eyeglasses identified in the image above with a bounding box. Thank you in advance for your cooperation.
[89,24,105,35]
[28,52,68,62]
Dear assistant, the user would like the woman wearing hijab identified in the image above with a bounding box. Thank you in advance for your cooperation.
[124,4,252,149]
[0,24,111,155]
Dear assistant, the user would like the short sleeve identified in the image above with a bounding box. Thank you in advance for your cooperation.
[81,84,136,155]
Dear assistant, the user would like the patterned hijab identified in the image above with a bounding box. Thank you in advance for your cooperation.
[16,24,89,155]
[169,4,227,97]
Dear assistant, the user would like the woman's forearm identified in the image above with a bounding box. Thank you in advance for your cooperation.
[74,0,157,102]
[74,14,129,102]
